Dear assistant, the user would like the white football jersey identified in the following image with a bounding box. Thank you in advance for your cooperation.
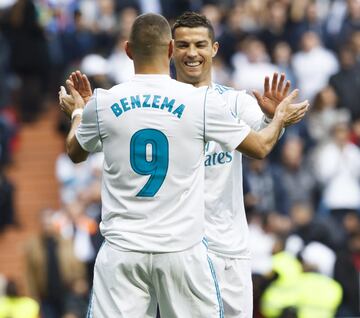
[204,83,267,259]
[76,75,251,253]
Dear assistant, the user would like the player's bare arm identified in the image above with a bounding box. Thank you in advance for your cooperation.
[237,89,308,159]
[252,72,291,118]
[59,79,88,163]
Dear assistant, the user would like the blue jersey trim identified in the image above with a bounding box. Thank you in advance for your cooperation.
[207,255,224,318]
[214,84,234,95]
[235,92,240,117]
[202,237,209,249]
[95,89,103,144]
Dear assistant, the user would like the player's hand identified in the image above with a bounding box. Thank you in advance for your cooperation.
[253,73,291,119]
[59,79,86,119]
[68,70,93,104]
[273,89,309,127]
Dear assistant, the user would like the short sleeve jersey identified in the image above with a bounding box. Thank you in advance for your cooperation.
[76,75,251,252]
[204,84,266,259]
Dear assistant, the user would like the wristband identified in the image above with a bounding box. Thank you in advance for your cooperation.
[71,108,83,121]
[264,115,272,124]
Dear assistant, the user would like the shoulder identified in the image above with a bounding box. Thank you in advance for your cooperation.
[213,83,235,95]
[93,84,126,105]
[213,83,257,107]
[102,83,125,95]
[171,79,209,96]
[235,90,257,104]
[212,83,252,101]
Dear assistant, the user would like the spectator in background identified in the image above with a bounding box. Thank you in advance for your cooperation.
[0,279,39,318]
[248,212,277,276]
[307,85,346,144]
[56,107,104,285]
[292,31,338,102]
[342,210,360,239]
[287,202,342,252]
[334,229,360,317]
[60,9,96,67]
[336,0,360,47]
[65,200,100,286]
[62,277,89,318]
[290,0,328,50]
[321,0,348,51]
[1,0,50,122]
[232,36,279,92]
[211,56,233,86]
[350,30,360,61]
[92,0,118,56]
[80,54,115,89]
[201,4,224,39]
[55,149,103,205]
[0,169,15,232]
[107,33,135,84]
[236,0,268,33]
[273,137,317,214]
[314,120,360,220]
[258,0,291,53]
[329,43,360,120]
[300,241,336,277]
[0,28,10,109]
[272,41,296,88]
[244,158,277,214]
[350,117,360,146]
[115,0,139,13]
[260,250,342,318]
[117,6,138,38]
[0,275,6,297]
[0,114,17,166]
[25,208,86,318]
[216,4,250,68]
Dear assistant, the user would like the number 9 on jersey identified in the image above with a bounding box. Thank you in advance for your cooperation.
[130,128,169,197]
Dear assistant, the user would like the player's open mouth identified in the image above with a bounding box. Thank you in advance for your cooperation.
[184,61,202,67]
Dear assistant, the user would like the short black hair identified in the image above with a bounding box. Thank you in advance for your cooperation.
[129,13,171,57]
[172,12,215,42]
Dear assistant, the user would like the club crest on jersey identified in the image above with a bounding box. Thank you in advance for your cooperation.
[110,95,186,119]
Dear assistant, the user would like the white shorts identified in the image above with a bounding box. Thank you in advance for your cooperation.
[87,241,224,318]
[208,253,253,318]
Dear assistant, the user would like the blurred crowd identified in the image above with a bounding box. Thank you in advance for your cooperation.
[0,0,360,317]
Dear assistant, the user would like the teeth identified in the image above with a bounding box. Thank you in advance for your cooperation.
[185,61,201,67]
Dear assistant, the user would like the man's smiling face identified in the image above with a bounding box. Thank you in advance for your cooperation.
[173,26,218,87]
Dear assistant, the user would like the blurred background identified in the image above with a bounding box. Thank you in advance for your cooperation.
[0,0,359,317]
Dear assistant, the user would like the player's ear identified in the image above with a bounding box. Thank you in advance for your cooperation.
[168,40,174,59]
[125,41,133,60]
[212,41,219,58]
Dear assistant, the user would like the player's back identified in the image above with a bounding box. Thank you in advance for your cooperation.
[93,74,208,252]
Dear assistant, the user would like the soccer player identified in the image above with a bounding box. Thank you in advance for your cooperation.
[171,12,293,317]
[59,13,308,318]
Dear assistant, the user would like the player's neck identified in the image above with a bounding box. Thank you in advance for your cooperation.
[177,75,211,88]
[193,78,211,88]
[134,59,170,75]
